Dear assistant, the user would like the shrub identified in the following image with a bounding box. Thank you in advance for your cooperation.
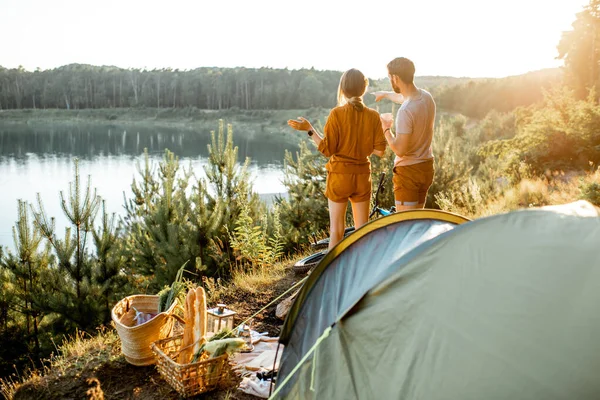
[579,167,600,206]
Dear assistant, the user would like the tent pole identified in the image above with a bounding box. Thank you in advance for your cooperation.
[269,342,282,397]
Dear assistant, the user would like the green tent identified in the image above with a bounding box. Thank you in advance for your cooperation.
[273,201,600,399]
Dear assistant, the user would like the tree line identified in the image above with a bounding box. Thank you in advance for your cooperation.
[0,64,345,111]
[2,0,597,119]
[0,61,563,120]
[433,68,563,119]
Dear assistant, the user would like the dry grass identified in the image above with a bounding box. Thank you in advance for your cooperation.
[0,372,38,400]
[0,327,119,399]
[491,173,593,213]
[204,250,309,302]
[438,170,600,219]
[49,327,120,376]
[230,259,289,295]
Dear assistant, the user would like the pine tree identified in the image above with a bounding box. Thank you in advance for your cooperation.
[92,200,125,324]
[204,120,262,235]
[123,148,160,221]
[30,159,102,330]
[0,263,29,377]
[0,200,51,358]
[122,149,222,288]
[277,140,330,249]
[120,120,263,287]
[0,259,10,332]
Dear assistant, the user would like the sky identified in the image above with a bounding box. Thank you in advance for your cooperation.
[0,0,590,79]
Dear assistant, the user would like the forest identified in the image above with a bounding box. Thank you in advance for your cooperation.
[0,63,556,119]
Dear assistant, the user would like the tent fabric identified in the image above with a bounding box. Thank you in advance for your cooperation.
[274,201,600,399]
[278,210,470,392]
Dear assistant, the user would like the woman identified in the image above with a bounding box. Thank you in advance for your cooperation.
[288,68,386,250]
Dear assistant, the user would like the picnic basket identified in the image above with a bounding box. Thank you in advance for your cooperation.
[111,294,179,366]
[151,334,236,397]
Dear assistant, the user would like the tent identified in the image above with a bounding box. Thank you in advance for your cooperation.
[272,201,600,399]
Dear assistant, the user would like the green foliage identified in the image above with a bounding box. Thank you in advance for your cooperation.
[0,161,130,378]
[91,200,126,324]
[157,262,188,313]
[120,149,219,288]
[0,200,52,360]
[29,160,103,331]
[434,69,562,118]
[580,181,600,205]
[204,120,262,241]
[228,204,283,269]
[435,178,487,217]
[579,167,600,205]
[119,120,262,288]
[479,88,600,173]
[558,0,600,99]
[369,147,396,210]
[472,110,517,143]
[276,141,329,249]
[427,116,475,208]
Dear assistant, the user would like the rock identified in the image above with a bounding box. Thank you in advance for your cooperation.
[276,289,300,320]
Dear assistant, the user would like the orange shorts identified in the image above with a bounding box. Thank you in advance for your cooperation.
[325,172,371,204]
[393,160,434,205]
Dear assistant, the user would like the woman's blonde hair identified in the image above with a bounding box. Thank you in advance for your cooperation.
[337,69,368,111]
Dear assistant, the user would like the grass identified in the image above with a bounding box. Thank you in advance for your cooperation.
[48,327,120,375]
[0,327,119,399]
[436,168,600,219]
[230,258,289,295]
[203,252,305,303]
[0,107,330,129]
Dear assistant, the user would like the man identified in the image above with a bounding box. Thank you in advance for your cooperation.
[374,57,436,211]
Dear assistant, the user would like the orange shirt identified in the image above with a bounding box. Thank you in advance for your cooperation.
[317,104,386,174]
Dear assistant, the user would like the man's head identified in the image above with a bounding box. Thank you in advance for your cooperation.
[387,57,415,94]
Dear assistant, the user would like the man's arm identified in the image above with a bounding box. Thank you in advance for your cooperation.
[384,129,411,157]
[380,111,411,157]
[372,91,404,104]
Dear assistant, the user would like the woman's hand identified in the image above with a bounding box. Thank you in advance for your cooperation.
[287,117,314,132]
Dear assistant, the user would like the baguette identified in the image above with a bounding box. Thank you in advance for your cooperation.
[192,287,207,355]
[178,289,196,364]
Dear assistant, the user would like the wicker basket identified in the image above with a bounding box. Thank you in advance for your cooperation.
[151,335,235,398]
[111,295,179,366]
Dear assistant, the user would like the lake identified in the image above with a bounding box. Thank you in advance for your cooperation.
[0,121,299,251]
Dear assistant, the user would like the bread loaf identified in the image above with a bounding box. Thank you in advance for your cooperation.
[193,287,207,355]
[178,289,196,364]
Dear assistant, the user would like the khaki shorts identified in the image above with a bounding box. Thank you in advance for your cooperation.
[393,160,434,205]
[325,172,372,203]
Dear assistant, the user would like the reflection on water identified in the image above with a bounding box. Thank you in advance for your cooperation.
[0,122,294,164]
[0,122,298,250]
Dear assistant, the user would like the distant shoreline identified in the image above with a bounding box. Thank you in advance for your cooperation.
[0,108,339,151]
[0,107,330,131]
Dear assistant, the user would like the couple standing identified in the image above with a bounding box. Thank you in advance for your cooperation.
[288,57,435,250]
